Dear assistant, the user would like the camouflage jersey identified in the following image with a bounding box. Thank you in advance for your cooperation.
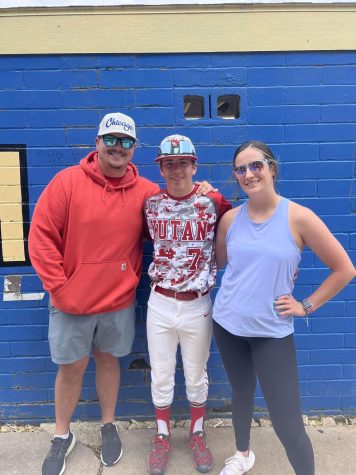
[144,184,231,293]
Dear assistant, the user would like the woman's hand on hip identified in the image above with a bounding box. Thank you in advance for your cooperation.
[274,294,305,317]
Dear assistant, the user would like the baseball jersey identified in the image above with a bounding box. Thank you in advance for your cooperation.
[144,185,231,293]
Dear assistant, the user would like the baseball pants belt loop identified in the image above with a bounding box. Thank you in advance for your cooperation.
[153,285,209,301]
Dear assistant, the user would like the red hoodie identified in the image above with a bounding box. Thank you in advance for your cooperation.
[29,151,159,315]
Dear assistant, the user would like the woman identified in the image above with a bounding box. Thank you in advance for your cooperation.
[213,141,355,475]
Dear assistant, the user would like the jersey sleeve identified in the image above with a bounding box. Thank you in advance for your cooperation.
[207,192,232,221]
[219,195,232,219]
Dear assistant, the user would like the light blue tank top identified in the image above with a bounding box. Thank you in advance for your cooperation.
[213,197,301,338]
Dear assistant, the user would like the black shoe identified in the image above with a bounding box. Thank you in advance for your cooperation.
[42,432,76,475]
[100,422,123,466]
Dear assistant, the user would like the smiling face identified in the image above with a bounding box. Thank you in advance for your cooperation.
[96,133,136,177]
[233,146,275,196]
[159,156,197,197]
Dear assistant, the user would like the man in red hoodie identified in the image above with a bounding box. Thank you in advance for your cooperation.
[29,112,160,475]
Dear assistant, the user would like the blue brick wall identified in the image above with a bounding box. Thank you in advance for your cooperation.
[0,51,355,422]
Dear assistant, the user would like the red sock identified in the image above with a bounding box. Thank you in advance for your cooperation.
[190,402,206,434]
[155,405,170,436]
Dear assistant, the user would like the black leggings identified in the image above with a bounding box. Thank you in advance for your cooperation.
[213,320,314,475]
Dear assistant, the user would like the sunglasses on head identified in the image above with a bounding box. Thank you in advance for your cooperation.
[102,135,135,149]
[234,158,270,176]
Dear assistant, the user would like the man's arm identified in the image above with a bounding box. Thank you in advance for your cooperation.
[28,175,69,293]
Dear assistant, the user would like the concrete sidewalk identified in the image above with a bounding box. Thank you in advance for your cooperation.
[1,419,356,474]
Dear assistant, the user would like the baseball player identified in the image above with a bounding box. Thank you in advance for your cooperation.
[144,135,231,474]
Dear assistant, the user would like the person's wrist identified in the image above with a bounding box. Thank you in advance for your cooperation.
[301,298,313,316]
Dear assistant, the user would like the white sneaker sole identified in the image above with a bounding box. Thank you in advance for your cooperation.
[101,446,123,466]
[58,433,76,475]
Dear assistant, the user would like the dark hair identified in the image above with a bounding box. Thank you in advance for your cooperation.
[233,141,279,179]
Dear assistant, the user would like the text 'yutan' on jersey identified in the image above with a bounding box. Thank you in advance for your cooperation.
[143,185,231,293]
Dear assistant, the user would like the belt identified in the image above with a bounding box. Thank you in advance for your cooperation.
[153,285,210,301]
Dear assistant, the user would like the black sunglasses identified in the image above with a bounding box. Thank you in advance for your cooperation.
[102,135,135,149]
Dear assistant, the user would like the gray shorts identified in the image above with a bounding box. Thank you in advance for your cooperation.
[48,303,136,364]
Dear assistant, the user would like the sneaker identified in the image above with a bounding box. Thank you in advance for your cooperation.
[100,422,123,466]
[42,431,76,475]
[147,433,171,475]
[220,450,255,475]
[189,431,213,473]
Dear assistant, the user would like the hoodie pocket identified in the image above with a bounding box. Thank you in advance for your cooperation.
[51,258,139,315]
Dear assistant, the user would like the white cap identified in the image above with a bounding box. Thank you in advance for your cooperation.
[98,112,136,140]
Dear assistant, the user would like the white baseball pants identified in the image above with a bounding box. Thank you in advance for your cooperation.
[147,289,212,407]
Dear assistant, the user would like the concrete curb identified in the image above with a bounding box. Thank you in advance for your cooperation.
[1,422,356,474]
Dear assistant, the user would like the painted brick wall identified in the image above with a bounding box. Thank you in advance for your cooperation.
[0,51,355,423]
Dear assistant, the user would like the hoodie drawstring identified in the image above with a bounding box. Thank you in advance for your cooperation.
[102,181,108,201]
[102,182,126,206]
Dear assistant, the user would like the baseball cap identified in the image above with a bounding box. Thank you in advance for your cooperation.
[98,112,136,140]
[155,134,197,162]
